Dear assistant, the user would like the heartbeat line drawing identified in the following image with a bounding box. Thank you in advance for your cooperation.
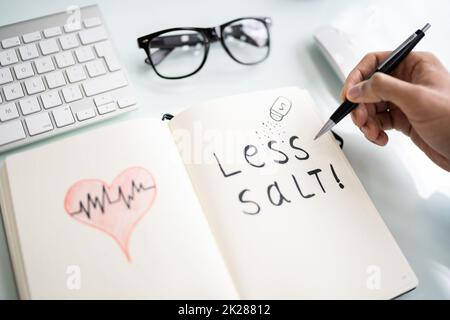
[64,167,157,262]
[68,180,155,218]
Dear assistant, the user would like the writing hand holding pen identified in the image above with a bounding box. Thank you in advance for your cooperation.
[341,52,450,172]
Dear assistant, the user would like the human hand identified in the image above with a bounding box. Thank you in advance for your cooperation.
[341,52,450,171]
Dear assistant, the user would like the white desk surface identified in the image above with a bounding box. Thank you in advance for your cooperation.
[1,0,449,299]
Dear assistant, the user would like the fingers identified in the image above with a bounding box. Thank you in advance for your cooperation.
[351,104,368,127]
[340,51,440,121]
[345,73,426,119]
[340,52,392,101]
[341,51,443,147]
[361,116,389,146]
[400,51,445,72]
[351,104,390,146]
[373,130,389,146]
[376,111,394,131]
[341,51,441,100]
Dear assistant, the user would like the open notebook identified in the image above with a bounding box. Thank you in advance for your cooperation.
[0,87,417,299]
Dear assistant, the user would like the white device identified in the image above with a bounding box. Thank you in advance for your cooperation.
[313,25,360,82]
[0,5,137,153]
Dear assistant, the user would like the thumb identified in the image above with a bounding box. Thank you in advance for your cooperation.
[346,73,424,117]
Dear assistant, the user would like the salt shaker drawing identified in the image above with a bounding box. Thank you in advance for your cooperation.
[270,96,292,121]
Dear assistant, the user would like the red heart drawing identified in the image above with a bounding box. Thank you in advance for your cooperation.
[64,167,157,262]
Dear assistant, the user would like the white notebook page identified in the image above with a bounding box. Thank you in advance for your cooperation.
[3,118,237,299]
[170,87,417,299]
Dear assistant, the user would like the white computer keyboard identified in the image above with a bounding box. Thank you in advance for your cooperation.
[0,5,137,153]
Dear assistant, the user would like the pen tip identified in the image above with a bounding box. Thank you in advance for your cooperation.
[313,119,336,141]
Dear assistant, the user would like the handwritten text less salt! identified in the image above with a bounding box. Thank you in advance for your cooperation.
[213,135,345,215]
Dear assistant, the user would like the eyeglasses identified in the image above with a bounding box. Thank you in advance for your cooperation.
[137,17,272,79]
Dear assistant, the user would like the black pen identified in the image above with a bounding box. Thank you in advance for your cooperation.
[314,23,431,140]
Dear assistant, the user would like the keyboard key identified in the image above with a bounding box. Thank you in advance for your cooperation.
[52,106,75,127]
[0,49,18,66]
[41,91,62,109]
[19,44,39,61]
[55,51,75,68]
[14,62,34,80]
[82,71,128,97]
[34,56,55,74]
[39,39,59,55]
[94,41,110,57]
[94,93,112,107]
[118,96,137,109]
[43,26,62,38]
[0,120,26,146]
[75,46,95,63]
[45,71,66,89]
[103,54,121,72]
[61,85,82,102]
[64,23,82,33]
[79,26,107,45]
[19,96,41,115]
[95,42,121,72]
[86,60,106,77]
[66,65,86,83]
[24,77,45,95]
[97,102,116,115]
[22,31,42,43]
[1,37,20,49]
[25,112,53,136]
[3,82,24,101]
[84,17,102,28]
[59,34,79,50]
[0,68,13,85]
[0,102,19,121]
[76,108,96,121]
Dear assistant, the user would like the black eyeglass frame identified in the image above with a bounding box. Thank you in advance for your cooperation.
[137,17,272,79]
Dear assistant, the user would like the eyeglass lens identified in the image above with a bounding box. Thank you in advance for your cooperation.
[148,30,206,78]
[222,19,270,65]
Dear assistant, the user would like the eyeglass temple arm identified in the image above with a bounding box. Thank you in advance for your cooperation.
[145,48,172,66]
[145,25,266,66]
[145,35,205,66]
